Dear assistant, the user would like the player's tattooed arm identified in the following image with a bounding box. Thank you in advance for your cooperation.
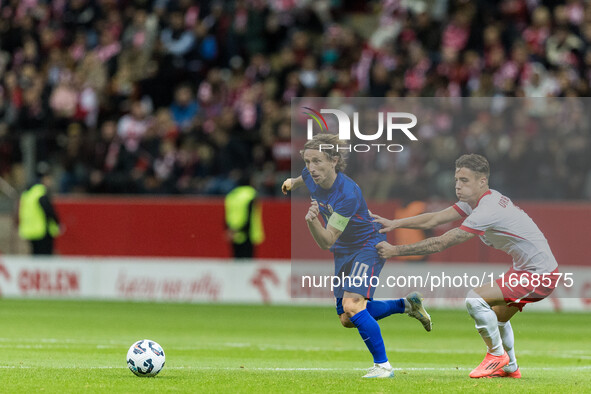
[376,227,475,258]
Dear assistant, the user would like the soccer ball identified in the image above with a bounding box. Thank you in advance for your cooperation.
[126,339,165,377]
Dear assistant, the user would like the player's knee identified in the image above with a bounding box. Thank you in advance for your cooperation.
[341,301,361,317]
[339,314,355,328]
[341,293,366,317]
[465,289,486,314]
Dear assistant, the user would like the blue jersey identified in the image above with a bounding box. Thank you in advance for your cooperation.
[302,167,386,255]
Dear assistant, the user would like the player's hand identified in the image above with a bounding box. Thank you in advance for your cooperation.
[305,200,320,222]
[376,241,398,259]
[369,212,398,233]
[281,178,293,195]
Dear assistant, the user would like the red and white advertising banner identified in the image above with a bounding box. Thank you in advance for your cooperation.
[0,257,295,304]
[0,257,589,312]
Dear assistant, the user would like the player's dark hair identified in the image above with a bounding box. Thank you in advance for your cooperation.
[301,133,347,172]
[455,154,490,179]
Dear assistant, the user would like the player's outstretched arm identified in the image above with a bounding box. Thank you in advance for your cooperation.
[368,212,398,233]
[282,176,303,195]
[305,200,342,250]
[376,227,475,258]
[371,206,462,233]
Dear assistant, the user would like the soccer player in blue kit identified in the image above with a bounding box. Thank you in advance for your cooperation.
[282,133,432,378]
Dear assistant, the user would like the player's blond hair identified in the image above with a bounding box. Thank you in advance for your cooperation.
[301,133,347,173]
[456,154,490,179]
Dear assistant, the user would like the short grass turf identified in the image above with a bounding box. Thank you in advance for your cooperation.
[0,299,589,393]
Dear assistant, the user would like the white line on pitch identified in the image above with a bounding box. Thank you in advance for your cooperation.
[1,366,591,371]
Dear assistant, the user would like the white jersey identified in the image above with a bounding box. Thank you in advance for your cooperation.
[454,190,558,273]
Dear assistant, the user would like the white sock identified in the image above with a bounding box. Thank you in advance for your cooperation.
[377,361,392,369]
[498,321,518,372]
[465,290,504,356]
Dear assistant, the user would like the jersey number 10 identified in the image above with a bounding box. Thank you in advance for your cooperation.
[351,261,370,278]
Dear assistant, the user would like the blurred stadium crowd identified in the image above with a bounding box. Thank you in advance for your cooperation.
[0,0,590,199]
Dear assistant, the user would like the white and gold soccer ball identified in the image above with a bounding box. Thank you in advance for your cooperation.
[126,339,165,377]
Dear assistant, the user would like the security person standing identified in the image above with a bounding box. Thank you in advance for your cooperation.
[18,163,61,255]
[224,174,264,259]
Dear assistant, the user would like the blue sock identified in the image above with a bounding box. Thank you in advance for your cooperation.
[366,299,405,320]
[349,309,388,364]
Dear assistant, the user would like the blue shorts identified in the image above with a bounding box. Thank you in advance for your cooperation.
[334,248,385,315]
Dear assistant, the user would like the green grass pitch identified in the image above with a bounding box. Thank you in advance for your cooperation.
[0,299,589,393]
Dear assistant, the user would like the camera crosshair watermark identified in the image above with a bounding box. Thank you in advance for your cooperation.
[303,107,418,153]
[304,108,418,141]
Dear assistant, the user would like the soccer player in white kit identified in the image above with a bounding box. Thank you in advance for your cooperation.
[373,154,559,379]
